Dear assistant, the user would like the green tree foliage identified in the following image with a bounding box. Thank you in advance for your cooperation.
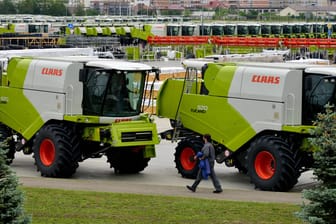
[16,0,68,15]
[246,10,258,20]
[73,4,86,16]
[0,139,31,224]
[17,0,40,14]
[0,0,17,14]
[85,8,99,16]
[42,0,68,16]
[297,105,336,224]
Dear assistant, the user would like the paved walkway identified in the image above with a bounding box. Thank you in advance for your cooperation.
[19,176,313,204]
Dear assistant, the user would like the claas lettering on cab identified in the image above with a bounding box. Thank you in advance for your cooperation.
[0,56,160,177]
[157,60,336,192]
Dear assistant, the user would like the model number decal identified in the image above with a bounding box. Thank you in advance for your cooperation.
[191,105,208,113]
[114,118,132,123]
[251,75,280,84]
[41,67,63,76]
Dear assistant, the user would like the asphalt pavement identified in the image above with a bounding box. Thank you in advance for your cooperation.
[12,116,317,205]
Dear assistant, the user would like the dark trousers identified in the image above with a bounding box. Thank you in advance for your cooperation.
[191,161,222,191]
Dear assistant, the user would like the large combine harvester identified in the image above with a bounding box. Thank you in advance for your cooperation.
[0,56,160,177]
[157,60,336,191]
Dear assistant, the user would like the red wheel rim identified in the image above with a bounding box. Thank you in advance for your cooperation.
[254,151,275,180]
[40,139,55,166]
[180,147,196,171]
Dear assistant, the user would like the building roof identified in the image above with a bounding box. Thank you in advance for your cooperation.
[287,4,336,12]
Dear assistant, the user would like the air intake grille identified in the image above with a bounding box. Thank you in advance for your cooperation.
[121,131,152,142]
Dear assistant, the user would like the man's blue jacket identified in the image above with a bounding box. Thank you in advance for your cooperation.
[196,151,210,179]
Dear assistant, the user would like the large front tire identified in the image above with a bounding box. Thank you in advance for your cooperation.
[174,138,203,179]
[0,124,15,164]
[247,135,298,192]
[32,124,80,177]
[106,147,150,174]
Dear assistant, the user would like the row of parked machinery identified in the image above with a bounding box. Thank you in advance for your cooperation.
[1,55,335,192]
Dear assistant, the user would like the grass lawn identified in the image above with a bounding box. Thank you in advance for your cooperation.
[22,187,304,224]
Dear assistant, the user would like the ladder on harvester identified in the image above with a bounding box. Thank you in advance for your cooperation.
[171,67,198,142]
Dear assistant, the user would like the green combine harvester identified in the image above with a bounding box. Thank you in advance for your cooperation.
[0,56,160,177]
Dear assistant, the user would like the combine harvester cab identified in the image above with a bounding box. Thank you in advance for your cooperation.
[0,56,160,177]
[156,59,336,191]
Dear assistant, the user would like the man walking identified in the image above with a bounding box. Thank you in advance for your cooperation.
[187,134,223,193]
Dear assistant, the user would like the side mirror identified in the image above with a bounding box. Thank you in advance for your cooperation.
[152,67,160,81]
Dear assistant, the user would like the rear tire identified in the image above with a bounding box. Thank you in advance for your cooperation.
[247,135,298,191]
[106,147,150,174]
[0,124,15,164]
[174,138,203,179]
[33,124,80,177]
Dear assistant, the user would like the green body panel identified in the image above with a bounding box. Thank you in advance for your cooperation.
[1,73,8,86]
[282,125,314,134]
[108,119,159,146]
[64,115,100,124]
[178,94,255,151]
[126,47,140,60]
[115,27,125,36]
[143,145,156,158]
[73,27,81,35]
[6,58,31,88]
[65,27,71,35]
[143,25,152,32]
[102,27,110,35]
[57,37,66,45]
[203,63,235,96]
[130,27,139,38]
[157,64,255,151]
[86,27,93,36]
[86,27,97,36]
[0,58,44,139]
[65,114,159,156]
[130,27,151,40]
[0,24,15,34]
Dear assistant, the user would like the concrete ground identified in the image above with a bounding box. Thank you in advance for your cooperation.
[14,117,317,205]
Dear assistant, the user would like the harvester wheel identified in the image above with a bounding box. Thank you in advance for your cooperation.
[247,135,297,191]
[174,138,203,179]
[106,147,150,174]
[32,124,80,177]
[0,124,15,164]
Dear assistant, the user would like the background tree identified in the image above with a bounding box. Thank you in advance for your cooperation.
[0,139,31,223]
[85,8,99,16]
[246,10,258,20]
[0,0,17,14]
[45,0,69,16]
[17,0,40,14]
[73,4,86,16]
[297,105,336,224]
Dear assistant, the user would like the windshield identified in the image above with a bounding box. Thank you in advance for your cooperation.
[271,25,281,35]
[261,25,271,35]
[303,74,336,124]
[224,25,235,35]
[182,26,195,36]
[237,25,248,35]
[167,25,180,36]
[248,26,260,35]
[83,69,146,117]
[200,25,211,35]
[283,25,292,34]
[212,25,224,35]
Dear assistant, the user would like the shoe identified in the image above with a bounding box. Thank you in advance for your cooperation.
[186,185,195,192]
[213,189,223,193]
